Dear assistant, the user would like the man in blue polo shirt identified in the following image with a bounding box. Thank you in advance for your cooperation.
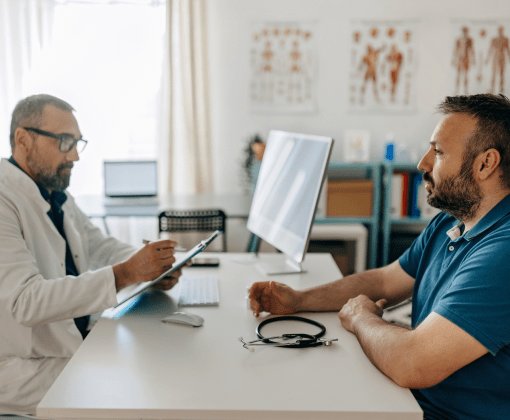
[249,93,510,419]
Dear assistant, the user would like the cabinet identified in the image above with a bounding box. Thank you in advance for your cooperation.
[316,161,382,269]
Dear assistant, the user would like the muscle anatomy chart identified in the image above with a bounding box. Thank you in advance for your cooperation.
[250,22,317,114]
[349,21,418,113]
[449,21,510,95]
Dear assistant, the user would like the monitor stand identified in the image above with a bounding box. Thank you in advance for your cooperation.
[255,257,306,276]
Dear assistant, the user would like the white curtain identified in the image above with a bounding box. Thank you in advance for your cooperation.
[0,0,55,159]
[159,0,213,194]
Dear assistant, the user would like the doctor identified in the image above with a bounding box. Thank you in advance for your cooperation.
[0,94,182,416]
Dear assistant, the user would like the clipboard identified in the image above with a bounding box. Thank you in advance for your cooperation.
[114,230,222,308]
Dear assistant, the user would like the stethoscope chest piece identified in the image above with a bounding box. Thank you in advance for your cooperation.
[239,316,338,351]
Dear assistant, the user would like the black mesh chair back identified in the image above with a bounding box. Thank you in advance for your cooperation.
[158,209,227,251]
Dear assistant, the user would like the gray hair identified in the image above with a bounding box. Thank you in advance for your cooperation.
[10,94,75,151]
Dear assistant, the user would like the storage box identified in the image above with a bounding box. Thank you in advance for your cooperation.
[327,180,374,217]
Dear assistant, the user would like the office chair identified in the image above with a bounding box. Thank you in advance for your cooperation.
[158,209,227,252]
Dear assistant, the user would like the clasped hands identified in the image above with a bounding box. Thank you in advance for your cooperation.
[248,280,387,333]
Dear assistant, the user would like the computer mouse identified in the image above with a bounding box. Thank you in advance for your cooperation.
[161,312,204,327]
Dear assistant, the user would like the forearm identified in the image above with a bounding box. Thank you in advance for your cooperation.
[112,261,131,292]
[8,267,118,327]
[297,269,387,312]
[297,260,414,313]
[352,312,415,387]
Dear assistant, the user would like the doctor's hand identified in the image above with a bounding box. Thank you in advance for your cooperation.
[248,281,302,317]
[113,239,178,291]
[338,295,386,333]
[151,259,193,291]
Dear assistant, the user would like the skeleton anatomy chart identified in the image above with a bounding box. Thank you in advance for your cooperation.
[349,21,418,113]
[250,22,317,114]
[449,21,510,95]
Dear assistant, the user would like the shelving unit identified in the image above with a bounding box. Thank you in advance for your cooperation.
[380,162,431,266]
[315,161,382,269]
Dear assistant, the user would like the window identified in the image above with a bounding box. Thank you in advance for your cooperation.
[23,0,166,196]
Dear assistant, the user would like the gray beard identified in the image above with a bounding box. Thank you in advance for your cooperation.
[26,153,71,192]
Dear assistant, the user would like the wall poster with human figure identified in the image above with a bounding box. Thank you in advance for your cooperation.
[349,20,418,113]
[449,21,510,95]
[250,22,317,114]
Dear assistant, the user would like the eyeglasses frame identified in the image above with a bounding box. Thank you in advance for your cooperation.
[23,127,88,153]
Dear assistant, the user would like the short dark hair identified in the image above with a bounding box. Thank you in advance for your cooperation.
[9,94,75,152]
[437,93,510,190]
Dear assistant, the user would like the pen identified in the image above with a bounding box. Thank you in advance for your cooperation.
[144,238,187,252]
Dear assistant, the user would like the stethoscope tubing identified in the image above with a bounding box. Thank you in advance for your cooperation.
[255,315,327,349]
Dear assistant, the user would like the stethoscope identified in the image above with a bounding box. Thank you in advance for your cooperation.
[238,316,338,352]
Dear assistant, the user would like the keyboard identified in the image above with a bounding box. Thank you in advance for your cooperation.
[178,275,219,307]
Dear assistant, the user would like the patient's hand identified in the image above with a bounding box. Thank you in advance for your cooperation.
[248,281,302,317]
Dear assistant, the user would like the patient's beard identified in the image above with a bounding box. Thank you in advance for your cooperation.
[424,160,482,221]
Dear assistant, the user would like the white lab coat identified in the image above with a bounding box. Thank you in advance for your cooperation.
[0,159,137,415]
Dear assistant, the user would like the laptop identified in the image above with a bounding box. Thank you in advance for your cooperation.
[103,160,159,207]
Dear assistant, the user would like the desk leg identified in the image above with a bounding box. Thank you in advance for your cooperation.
[102,216,110,236]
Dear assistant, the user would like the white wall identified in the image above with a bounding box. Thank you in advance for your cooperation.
[208,0,510,194]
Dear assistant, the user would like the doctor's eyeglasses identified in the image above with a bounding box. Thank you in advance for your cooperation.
[23,127,88,153]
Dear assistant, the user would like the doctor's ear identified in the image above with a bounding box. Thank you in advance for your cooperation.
[14,128,33,153]
[476,148,501,181]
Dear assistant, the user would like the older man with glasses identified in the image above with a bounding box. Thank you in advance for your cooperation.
[0,94,183,416]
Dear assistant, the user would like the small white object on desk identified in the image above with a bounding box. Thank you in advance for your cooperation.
[161,312,204,327]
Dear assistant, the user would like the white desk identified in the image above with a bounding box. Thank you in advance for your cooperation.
[37,253,422,420]
[75,194,253,219]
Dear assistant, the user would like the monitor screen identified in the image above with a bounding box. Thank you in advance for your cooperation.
[247,130,333,272]
[104,160,158,197]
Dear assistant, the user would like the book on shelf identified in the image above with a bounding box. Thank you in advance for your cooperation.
[390,173,403,217]
[401,173,410,217]
[392,172,429,218]
[408,173,422,218]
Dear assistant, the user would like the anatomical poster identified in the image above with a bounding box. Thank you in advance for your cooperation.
[250,21,317,114]
[449,20,510,95]
[349,20,418,113]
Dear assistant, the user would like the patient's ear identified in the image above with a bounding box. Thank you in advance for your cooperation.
[476,148,501,181]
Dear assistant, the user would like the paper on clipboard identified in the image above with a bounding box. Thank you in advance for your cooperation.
[113,230,222,309]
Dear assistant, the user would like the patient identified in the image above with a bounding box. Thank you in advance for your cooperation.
[0,94,184,415]
[250,93,510,419]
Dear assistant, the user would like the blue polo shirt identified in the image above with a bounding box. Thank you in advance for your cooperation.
[399,194,510,420]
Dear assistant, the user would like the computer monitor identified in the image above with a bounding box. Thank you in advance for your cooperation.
[247,130,334,275]
[104,160,158,197]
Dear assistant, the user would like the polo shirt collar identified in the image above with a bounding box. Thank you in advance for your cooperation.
[462,193,510,241]
[8,156,68,208]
